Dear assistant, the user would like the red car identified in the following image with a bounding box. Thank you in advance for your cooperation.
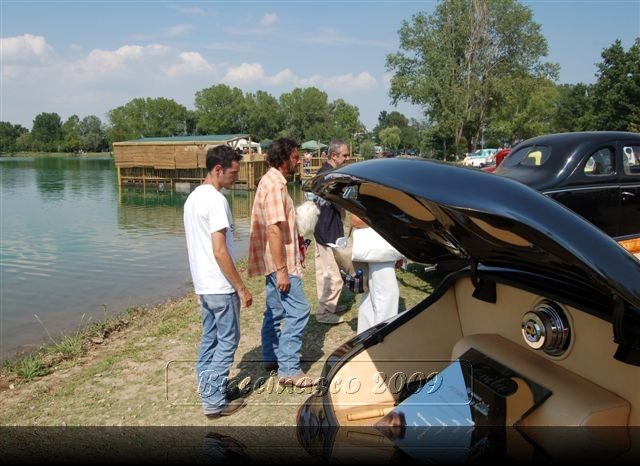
[482,148,511,173]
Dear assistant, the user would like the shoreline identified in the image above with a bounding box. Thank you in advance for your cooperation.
[0,254,436,426]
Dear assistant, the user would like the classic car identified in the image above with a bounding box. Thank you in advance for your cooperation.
[464,148,498,167]
[482,148,511,173]
[494,131,640,240]
[297,158,640,462]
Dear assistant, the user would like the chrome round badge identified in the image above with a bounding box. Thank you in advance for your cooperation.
[521,301,570,356]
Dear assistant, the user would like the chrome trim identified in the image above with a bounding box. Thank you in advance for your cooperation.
[543,185,622,195]
[521,301,571,356]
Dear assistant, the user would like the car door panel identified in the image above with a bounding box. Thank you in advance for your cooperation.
[546,186,620,237]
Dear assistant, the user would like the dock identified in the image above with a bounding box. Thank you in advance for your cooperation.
[113,134,362,191]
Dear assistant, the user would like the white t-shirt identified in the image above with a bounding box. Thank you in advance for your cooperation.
[183,184,235,295]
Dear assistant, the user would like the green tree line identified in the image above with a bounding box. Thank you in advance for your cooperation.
[0,85,366,155]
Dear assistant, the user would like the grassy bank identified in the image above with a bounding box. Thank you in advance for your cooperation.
[0,253,438,426]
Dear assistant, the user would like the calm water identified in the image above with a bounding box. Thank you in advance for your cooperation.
[0,155,304,357]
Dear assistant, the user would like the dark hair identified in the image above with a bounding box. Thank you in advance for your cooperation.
[266,138,300,168]
[206,145,242,172]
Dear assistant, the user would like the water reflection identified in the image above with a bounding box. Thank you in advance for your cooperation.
[0,155,306,357]
[32,156,113,201]
[118,189,189,236]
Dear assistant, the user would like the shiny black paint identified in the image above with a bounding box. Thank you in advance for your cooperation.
[306,158,640,315]
[495,131,640,238]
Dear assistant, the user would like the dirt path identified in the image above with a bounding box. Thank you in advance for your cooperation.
[0,254,433,427]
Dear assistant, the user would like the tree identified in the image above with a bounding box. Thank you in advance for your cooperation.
[107,97,188,143]
[552,83,594,133]
[0,121,28,153]
[78,115,107,152]
[31,112,63,151]
[62,115,81,152]
[387,0,555,157]
[279,87,330,142]
[375,110,409,134]
[590,38,640,131]
[185,110,198,135]
[245,90,282,140]
[374,111,422,150]
[194,84,247,134]
[491,73,558,144]
[329,99,361,141]
[145,98,190,136]
[379,126,402,149]
[359,139,376,159]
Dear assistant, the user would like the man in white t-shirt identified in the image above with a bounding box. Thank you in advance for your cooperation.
[184,145,253,419]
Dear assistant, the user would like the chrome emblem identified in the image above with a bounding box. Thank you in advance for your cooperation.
[521,301,570,356]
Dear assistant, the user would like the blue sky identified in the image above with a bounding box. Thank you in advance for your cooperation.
[1,0,639,132]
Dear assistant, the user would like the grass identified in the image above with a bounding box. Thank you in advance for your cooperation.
[1,305,150,383]
[0,251,443,425]
[14,355,46,381]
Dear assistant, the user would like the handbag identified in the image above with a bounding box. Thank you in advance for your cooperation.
[331,235,369,294]
[352,227,404,263]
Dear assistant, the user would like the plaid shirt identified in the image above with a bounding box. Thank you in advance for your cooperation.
[248,168,301,277]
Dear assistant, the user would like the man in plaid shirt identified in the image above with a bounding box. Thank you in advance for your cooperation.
[248,138,315,388]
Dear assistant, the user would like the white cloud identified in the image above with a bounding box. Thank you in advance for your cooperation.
[222,62,377,92]
[166,51,215,77]
[0,34,53,62]
[260,12,278,26]
[269,69,296,86]
[223,62,266,84]
[319,72,378,92]
[167,24,195,37]
[63,44,171,81]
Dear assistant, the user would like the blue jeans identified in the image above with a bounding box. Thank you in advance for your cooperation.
[196,293,240,415]
[261,273,310,377]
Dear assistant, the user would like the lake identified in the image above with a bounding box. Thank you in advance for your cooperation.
[0,155,305,358]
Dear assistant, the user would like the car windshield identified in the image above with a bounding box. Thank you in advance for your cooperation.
[501,145,551,168]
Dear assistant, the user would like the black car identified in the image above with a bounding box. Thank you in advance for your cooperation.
[297,158,640,462]
[494,131,640,240]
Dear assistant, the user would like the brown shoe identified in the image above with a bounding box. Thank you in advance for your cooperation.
[278,372,317,388]
[205,398,247,419]
[316,312,344,324]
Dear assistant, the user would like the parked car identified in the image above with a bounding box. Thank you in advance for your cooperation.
[298,158,640,462]
[482,148,511,173]
[494,132,640,239]
[464,148,498,167]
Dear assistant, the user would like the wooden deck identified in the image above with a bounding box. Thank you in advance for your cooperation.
[114,140,363,191]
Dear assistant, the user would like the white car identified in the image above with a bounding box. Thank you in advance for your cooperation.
[465,148,498,167]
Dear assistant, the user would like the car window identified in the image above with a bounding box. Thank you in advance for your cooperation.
[584,147,615,176]
[501,145,551,168]
[623,145,640,175]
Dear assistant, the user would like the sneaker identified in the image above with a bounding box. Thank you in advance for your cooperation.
[278,372,318,388]
[205,398,247,419]
[335,304,350,314]
[315,312,344,324]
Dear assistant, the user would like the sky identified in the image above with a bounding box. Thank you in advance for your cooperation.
[1,0,639,132]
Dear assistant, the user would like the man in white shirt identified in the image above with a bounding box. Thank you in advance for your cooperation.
[184,145,252,418]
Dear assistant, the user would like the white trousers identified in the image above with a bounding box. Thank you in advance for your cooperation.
[357,261,399,334]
